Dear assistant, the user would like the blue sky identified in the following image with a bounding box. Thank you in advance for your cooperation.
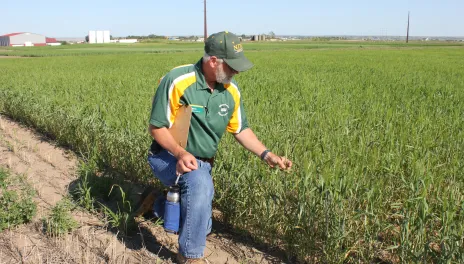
[2,0,463,37]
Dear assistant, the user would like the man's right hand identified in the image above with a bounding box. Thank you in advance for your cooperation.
[175,150,198,174]
[149,125,198,175]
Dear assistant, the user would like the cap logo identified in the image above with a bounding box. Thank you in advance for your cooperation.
[233,43,243,53]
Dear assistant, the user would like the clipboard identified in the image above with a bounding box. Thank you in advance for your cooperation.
[169,105,192,148]
[135,106,191,218]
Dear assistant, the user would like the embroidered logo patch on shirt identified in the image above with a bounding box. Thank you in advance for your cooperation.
[218,104,229,116]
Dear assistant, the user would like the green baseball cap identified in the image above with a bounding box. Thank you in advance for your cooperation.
[205,31,253,72]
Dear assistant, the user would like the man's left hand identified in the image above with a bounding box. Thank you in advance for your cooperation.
[264,152,292,170]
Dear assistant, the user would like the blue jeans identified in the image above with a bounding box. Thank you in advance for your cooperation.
[147,150,214,258]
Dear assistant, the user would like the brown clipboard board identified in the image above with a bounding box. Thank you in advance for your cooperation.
[169,105,192,149]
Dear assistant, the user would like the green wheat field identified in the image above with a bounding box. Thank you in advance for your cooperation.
[1,41,463,263]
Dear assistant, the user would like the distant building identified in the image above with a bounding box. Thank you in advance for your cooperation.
[251,34,267,41]
[0,32,58,46]
[88,30,111,44]
[117,39,138,43]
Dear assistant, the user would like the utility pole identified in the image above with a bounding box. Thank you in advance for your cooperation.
[204,0,207,42]
[406,11,410,43]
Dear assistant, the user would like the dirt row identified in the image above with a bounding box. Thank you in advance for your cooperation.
[0,114,283,264]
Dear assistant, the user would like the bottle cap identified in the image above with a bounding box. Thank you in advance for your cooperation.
[169,185,180,193]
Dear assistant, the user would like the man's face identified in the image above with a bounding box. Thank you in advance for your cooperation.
[215,60,238,84]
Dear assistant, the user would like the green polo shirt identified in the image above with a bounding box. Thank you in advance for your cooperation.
[149,58,249,158]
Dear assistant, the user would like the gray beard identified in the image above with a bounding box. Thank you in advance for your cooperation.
[216,66,233,84]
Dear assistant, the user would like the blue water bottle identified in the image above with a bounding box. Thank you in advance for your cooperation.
[164,183,180,233]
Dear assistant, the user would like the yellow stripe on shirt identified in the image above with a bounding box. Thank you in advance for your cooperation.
[224,83,242,133]
[173,64,193,70]
[159,65,192,84]
[167,72,196,127]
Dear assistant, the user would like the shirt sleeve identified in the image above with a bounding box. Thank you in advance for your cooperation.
[226,84,249,134]
[149,75,172,128]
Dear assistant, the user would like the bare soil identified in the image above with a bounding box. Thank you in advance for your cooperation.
[0,115,285,264]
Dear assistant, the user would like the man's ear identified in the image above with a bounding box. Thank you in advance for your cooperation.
[209,56,218,66]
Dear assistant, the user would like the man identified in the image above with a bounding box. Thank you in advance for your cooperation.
[146,31,292,264]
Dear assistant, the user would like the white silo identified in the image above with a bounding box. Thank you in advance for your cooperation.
[88,30,96,43]
[103,31,110,43]
[96,31,104,43]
